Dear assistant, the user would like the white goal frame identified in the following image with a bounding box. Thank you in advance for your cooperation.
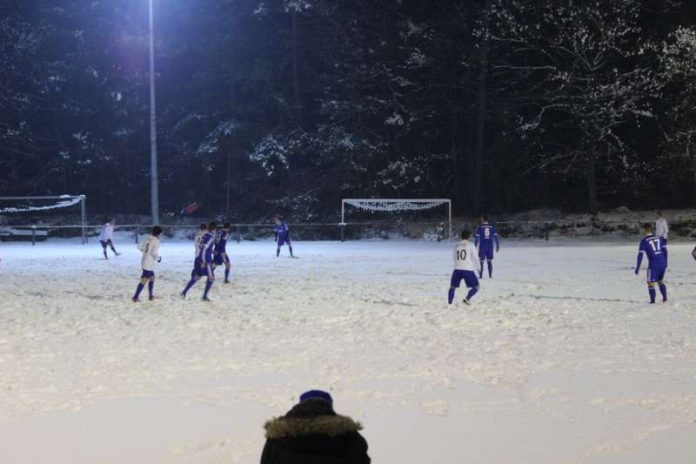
[0,195,87,244]
[340,198,452,239]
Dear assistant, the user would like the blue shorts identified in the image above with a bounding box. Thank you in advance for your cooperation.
[277,234,291,246]
[450,270,479,289]
[647,265,666,283]
[213,252,229,266]
[100,240,112,247]
[141,270,155,279]
[478,245,494,260]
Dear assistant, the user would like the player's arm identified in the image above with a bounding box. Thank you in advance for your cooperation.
[151,240,161,262]
[474,226,480,247]
[635,242,644,274]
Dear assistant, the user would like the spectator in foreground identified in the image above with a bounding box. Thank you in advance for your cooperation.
[261,389,370,463]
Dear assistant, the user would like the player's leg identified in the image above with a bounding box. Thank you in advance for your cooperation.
[100,240,108,259]
[646,268,656,303]
[133,273,149,302]
[108,239,120,256]
[287,237,294,257]
[486,249,494,278]
[657,267,667,302]
[448,270,462,304]
[182,271,200,297]
[202,264,214,301]
[224,254,231,283]
[463,271,480,304]
[148,275,155,300]
[478,248,485,278]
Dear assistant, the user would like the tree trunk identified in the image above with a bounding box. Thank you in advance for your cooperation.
[473,0,491,214]
[291,10,301,128]
[586,153,598,212]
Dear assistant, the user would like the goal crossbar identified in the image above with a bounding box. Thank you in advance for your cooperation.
[341,198,452,239]
[0,195,88,244]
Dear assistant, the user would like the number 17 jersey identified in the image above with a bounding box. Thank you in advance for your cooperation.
[453,240,478,271]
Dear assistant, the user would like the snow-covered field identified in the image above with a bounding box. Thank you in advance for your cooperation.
[1,236,695,464]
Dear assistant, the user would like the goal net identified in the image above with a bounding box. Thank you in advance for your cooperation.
[340,198,452,240]
[0,195,87,244]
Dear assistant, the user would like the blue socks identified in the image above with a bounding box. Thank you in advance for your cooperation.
[203,280,213,298]
[648,287,656,304]
[148,281,154,298]
[487,260,493,278]
[133,283,144,300]
[448,288,455,304]
[658,283,667,302]
[479,261,484,278]
[466,287,479,301]
[224,268,230,282]
[183,278,197,295]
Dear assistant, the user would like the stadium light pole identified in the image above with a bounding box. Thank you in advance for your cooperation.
[148,0,160,225]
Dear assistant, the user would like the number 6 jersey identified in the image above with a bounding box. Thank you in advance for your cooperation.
[453,240,479,271]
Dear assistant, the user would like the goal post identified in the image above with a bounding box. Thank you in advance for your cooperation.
[340,198,452,240]
[0,195,88,244]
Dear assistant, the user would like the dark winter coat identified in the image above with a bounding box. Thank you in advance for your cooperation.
[260,399,371,464]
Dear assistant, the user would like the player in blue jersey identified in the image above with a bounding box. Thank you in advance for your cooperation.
[474,215,500,279]
[274,216,294,257]
[132,226,162,302]
[213,222,232,283]
[634,224,668,304]
[182,221,217,301]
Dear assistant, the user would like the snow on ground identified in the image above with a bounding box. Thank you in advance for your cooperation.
[0,236,695,464]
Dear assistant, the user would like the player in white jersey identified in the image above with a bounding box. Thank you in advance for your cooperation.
[193,222,207,256]
[99,220,121,259]
[132,226,162,302]
[655,211,669,264]
[448,230,480,305]
[655,211,669,240]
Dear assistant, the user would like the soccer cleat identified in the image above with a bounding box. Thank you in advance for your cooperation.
[148,295,155,301]
[462,298,470,305]
[132,297,140,303]
[224,280,230,284]
[202,296,211,302]
[180,292,186,300]
[115,252,121,256]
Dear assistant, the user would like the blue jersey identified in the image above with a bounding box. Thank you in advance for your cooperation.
[198,231,216,263]
[215,229,229,254]
[275,222,289,237]
[637,234,667,269]
[475,224,499,249]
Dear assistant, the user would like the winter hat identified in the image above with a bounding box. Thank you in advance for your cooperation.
[299,389,333,405]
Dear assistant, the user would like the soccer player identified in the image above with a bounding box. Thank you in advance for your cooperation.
[448,230,480,305]
[182,221,217,301]
[213,222,232,283]
[99,220,121,259]
[132,226,162,302]
[474,214,500,279]
[194,222,207,255]
[656,210,669,264]
[274,216,294,257]
[634,224,668,304]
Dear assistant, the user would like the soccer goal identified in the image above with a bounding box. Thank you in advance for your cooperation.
[0,195,88,244]
[340,198,452,240]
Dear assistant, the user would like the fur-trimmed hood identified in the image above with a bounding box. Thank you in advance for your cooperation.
[264,399,363,439]
[264,414,363,439]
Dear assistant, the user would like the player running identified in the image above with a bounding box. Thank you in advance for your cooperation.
[182,221,217,301]
[448,230,480,305]
[274,216,294,257]
[474,215,500,279]
[99,220,121,259]
[132,226,162,302]
[213,222,232,283]
[634,224,668,304]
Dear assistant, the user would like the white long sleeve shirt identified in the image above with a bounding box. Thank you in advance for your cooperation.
[655,218,669,239]
[137,235,161,271]
[453,240,478,271]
